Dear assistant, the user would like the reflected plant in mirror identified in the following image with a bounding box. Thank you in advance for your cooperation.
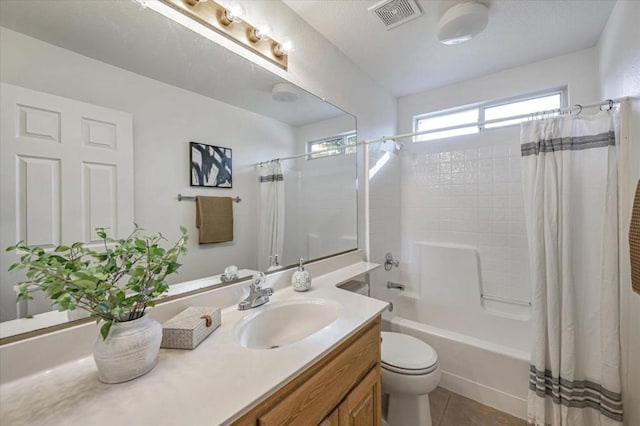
[6,226,189,339]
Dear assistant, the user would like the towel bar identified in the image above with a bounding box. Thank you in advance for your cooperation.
[177,194,241,203]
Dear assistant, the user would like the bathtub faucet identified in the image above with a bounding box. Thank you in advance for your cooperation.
[387,281,405,291]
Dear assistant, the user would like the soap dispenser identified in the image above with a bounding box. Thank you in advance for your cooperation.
[291,258,312,292]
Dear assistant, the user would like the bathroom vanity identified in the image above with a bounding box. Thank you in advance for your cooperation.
[0,256,387,425]
[234,316,381,425]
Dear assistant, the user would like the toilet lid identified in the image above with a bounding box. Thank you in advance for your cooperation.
[381,332,438,375]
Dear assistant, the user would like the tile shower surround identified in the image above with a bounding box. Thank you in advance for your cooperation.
[401,133,531,303]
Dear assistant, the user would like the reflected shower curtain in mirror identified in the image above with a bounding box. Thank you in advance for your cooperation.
[521,110,623,425]
[258,160,285,271]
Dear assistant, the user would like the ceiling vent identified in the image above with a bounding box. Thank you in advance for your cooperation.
[369,0,423,30]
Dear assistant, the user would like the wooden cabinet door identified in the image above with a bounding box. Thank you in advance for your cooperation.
[338,366,381,426]
[320,407,339,426]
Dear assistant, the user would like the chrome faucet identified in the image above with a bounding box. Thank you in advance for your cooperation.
[238,272,273,311]
[386,281,405,291]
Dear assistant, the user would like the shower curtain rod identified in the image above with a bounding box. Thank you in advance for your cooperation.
[258,96,634,166]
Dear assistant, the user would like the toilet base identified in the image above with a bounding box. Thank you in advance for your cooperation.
[385,393,432,426]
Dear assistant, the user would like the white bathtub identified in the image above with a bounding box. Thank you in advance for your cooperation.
[375,243,531,420]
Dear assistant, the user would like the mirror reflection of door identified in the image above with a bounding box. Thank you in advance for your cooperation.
[0,83,134,321]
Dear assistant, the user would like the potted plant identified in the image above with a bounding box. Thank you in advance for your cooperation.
[6,225,189,383]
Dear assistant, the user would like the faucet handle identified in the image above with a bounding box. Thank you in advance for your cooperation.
[250,272,266,290]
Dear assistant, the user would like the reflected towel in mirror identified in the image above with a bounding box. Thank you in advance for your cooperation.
[195,196,233,244]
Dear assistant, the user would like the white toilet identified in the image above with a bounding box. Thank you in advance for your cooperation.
[381,331,441,426]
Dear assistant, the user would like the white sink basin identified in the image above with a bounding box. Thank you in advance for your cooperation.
[234,298,342,349]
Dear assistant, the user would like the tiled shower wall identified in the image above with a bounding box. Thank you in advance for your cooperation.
[400,128,531,303]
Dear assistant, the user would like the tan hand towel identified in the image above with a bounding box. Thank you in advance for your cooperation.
[195,196,233,244]
[630,180,640,294]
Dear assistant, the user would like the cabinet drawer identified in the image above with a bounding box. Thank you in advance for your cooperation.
[255,318,381,426]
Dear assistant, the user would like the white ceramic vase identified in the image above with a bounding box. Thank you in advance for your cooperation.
[93,314,162,384]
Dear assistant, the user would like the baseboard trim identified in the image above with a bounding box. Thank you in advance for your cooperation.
[439,370,527,420]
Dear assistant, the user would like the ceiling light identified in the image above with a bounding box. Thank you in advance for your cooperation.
[272,83,299,102]
[438,1,489,45]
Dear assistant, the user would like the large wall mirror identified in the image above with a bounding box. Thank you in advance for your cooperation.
[0,0,357,339]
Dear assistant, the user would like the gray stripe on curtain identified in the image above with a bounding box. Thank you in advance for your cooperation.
[260,174,284,183]
[528,366,624,421]
[521,131,615,156]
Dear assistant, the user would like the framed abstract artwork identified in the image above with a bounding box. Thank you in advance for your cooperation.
[190,142,232,188]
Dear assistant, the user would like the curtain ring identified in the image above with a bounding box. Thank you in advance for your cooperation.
[574,104,583,116]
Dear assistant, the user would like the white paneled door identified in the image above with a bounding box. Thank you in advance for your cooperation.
[0,83,133,321]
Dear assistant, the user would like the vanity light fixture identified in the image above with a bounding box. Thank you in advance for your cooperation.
[218,3,245,26]
[272,40,293,58]
[248,24,272,43]
[159,0,290,69]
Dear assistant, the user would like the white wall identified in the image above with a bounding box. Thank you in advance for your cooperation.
[368,145,402,295]
[0,28,298,313]
[597,2,640,424]
[391,48,599,305]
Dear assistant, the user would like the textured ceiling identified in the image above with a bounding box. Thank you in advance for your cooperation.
[284,0,617,97]
[0,0,346,127]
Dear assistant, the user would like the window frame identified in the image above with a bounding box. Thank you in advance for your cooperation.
[306,131,357,160]
[412,87,567,142]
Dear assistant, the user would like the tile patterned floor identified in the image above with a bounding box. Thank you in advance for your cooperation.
[429,387,526,426]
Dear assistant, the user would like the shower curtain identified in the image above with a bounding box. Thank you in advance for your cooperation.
[522,110,623,425]
[258,160,285,271]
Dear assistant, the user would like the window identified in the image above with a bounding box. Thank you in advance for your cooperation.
[413,89,565,142]
[307,131,356,159]
[484,92,562,129]
[415,108,479,142]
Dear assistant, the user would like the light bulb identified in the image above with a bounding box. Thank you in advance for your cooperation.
[273,40,293,57]
[219,3,245,25]
[255,24,272,40]
[249,24,272,43]
[226,3,244,22]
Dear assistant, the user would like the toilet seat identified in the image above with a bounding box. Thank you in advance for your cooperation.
[381,332,438,376]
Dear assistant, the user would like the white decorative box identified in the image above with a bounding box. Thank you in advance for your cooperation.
[161,306,221,350]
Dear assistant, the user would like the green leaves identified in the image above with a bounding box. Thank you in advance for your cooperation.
[6,226,189,339]
[100,321,113,340]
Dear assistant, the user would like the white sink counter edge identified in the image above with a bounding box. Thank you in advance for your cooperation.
[0,260,386,426]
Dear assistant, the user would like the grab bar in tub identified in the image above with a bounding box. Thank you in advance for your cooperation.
[480,294,531,307]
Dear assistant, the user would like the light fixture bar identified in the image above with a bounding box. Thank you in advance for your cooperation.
[160,0,288,70]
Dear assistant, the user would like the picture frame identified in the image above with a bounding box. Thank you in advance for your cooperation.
[190,142,232,188]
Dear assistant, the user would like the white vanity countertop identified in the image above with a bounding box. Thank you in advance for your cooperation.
[0,261,386,426]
